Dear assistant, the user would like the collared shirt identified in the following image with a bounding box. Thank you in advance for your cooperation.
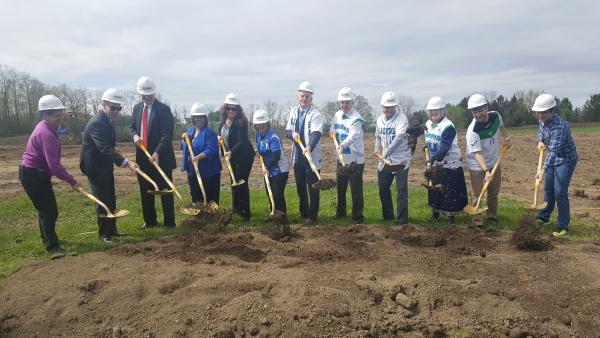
[21,119,77,185]
[538,114,578,168]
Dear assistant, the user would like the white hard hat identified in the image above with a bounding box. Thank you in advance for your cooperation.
[38,95,66,111]
[381,91,398,107]
[426,96,445,110]
[102,88,124,105]
[532,93,557,112]
[338,87,354,102]
[190,103,210,116]
[297,81,314,93]
[136,76,156,95]
[467,94,487,109]
[224,93,240,105]
[252,109,269,124]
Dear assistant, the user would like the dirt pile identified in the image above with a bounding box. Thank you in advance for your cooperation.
[180,203,234,228]
[511,212,553,251]
[2,224,600,337]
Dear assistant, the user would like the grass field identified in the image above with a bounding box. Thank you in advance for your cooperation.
[2,183,599,279]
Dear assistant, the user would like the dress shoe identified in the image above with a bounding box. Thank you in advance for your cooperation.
[100,236,113,244]
[140,223,156,229]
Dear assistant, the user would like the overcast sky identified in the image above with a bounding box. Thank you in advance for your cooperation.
[2,0,599,112]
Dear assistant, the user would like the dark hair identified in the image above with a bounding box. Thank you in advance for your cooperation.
[219,104,248,127]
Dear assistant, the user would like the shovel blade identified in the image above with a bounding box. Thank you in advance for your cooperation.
[463,205,488,215]
[526,202,547,210]
[180,206,201,216]
[100,209,130,218]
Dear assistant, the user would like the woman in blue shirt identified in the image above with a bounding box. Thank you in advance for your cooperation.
[533,94,578,237]
[181,103,222,204]
[253,110,289,216]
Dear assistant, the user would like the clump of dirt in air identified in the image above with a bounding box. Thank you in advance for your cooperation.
[511,212,553,251]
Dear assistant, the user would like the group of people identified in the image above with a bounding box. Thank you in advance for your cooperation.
[19,77,579,254]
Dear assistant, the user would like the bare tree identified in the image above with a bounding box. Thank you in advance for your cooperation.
[397,95,415,115]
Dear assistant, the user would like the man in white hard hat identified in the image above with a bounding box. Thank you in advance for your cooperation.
[20,95,80,254]
[130,76,177,229]
[465,93,511,227]
[80,89,139,243]
[285,81,323,225]
[374,91,412,225]
[330,87,365,224]
[532,93,578,237]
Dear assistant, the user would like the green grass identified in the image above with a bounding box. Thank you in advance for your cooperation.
[1,184,599,279]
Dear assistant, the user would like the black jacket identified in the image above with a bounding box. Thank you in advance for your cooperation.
[80,111,125,176]
[130,100,176,170]
[218,121,255,163]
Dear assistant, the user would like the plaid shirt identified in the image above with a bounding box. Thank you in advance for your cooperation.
[538,114,578,168]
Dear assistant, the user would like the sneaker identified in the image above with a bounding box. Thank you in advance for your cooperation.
[535,218,550,226]
[552,229,568,237]
[486,217,499,225]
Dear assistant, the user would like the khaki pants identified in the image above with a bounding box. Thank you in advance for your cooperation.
[469,167,502,223]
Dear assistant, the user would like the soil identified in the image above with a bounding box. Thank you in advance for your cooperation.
[312,178,337,190]
[2,133,600,337]
[510,212,553,251]
[2,225,600,337]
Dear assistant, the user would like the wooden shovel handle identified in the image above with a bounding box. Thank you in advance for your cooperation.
[260,155,275,215]
[78,187,113,217]
[295,138,321,180]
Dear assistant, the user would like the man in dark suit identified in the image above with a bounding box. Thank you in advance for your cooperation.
[80,88,138,243]
[130,76,177,228]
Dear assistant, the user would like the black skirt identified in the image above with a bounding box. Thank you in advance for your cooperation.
[428,167,468,215]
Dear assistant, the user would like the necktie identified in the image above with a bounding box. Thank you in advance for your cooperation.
[141,105,148,147]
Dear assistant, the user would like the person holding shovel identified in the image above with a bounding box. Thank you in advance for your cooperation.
[80,89,139,243]
[330,87,365,224]
[423,96,468,224]
[219,93,255,220]
[374,91,412,225]
[253,110,289,217]
[532,94,578,237]
[181,103,222,205]
[285,81,324,226]
[465,94,511,227]
[130,76,177,229]
[19,95,80,254]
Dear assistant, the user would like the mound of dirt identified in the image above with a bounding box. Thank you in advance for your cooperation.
[511,212,553,251]
[180,204,234,228]
[2,225,600,337]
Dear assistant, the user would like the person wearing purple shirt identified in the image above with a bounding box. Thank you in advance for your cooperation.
[19,95,80,254]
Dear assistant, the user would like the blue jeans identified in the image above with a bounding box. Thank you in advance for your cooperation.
[538,161,577,231]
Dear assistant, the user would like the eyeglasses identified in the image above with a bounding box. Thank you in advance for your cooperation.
[109,105,122,112]
[471,106,486,113]
[225,106,239,112]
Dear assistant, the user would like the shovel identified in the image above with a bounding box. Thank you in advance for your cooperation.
[138,143,182,201]
[135,167,173,195]
[525,145,548,210]
[217,136,246,187]
[294,138,321,180]
[259,155,275,216]
[422,147,443,190]
[78,187,129,218]
[464,144,510,215]
[331,133,346,165]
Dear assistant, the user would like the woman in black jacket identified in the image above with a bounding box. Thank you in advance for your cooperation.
[219,93,255,220]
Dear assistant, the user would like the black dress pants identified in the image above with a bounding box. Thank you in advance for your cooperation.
[19,166,60,251]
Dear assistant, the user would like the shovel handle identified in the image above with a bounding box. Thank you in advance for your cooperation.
[295,138,321,180]
[473,144,510,209]
[135,167,159,191]
[78,187,114,217]
[139,143,182,201]
[218,136,242,184]
[185,134,207,204]
[374,152,392,166]
[331,133,346,165]
[260,155,275,215]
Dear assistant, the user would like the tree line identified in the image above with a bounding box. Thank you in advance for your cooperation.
[2,64,599,141]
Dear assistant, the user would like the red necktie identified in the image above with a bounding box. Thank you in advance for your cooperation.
[141,105,148,147]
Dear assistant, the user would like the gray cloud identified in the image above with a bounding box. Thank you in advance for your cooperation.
[2,0,598,112]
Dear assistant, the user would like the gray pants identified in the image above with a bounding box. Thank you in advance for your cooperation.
[378,168,409,224]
